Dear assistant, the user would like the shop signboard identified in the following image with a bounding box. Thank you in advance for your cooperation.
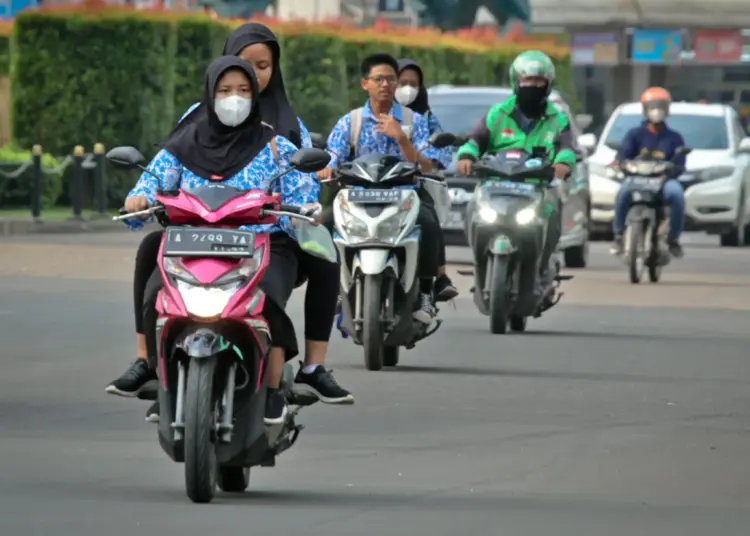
[570,32,619,65]
[693,30,742,62]
[631,29,682,63]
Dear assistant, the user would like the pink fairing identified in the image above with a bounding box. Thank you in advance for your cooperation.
[154,188,281,391]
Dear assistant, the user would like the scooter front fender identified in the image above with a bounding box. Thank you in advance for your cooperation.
[354,249,393,276]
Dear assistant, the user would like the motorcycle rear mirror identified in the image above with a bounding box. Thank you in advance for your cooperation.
[106,146,146,170]
[309,132,327,149]
[290,148,332,173]
[429,132,467,149]
[674,146,692,157]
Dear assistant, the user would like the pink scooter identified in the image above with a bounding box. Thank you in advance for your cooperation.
[107,146,330,503]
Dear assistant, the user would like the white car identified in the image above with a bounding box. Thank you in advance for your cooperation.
[580,102,750,246]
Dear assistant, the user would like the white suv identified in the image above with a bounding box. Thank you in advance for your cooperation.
[580,102,750,246]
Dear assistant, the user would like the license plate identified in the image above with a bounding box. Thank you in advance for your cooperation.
[347,189,401,204]
[162,227,255,258]
[628,177,662,190]
[443,209,464,229]
[483,180,536,196]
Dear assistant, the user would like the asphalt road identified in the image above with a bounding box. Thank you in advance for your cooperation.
[1,231,749,535]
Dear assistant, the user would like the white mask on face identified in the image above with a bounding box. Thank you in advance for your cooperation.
[395,86,419,106]
[646,108,666,123]
[214,95,252,127]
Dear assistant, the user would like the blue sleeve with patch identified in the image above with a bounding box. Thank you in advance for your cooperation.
[326,113,352,168]
[124,149,182,230]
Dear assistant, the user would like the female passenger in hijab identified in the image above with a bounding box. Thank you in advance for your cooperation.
[176,24,352,406]
[106,56,317,425]
[396,58,458,302]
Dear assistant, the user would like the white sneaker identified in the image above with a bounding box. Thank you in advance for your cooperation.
[413,293,436,324]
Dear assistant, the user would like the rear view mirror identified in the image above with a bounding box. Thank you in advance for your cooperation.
[429,132,467,149]
[577,133,597,152]
[106,146,146,170]
[309,132,326,149]
[738,137,750,153]
[575,114,593,131]
[675,146,692,156]
[290,148,331,173]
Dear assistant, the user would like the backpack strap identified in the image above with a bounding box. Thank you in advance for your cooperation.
[401,106,413,135]
[349,107,363,156]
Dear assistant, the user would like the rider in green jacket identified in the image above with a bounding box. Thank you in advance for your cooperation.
[455,50,577,294]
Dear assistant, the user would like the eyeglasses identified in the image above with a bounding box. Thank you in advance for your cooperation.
[368,75,398,86]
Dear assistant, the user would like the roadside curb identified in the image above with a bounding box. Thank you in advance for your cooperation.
[0,218,126,236]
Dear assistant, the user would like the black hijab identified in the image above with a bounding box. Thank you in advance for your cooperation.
[398,59,430,116]
[222,23,302,148]
[160,56,274,181]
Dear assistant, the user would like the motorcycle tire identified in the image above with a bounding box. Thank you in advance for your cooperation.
[362,274,384,371]
[489,256,511,334]
[184,357,218,503]
[627,222,644,284]
[217,467,250,493]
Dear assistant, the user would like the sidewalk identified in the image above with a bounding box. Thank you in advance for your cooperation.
[0,209,124,236]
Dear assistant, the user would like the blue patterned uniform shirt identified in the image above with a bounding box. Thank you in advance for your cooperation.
[325,101,445,189]
[423,110,452,169]
[124,135,318,238]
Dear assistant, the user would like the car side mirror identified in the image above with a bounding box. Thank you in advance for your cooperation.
[290,148,331,173]
[309,132,327,149]
[577,133,597,152]
[106,146,146,170]
[738,137,750,153]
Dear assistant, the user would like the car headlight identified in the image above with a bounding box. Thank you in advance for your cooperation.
[515,206,537,225]
[692,166,735,182]
[175,279,241,319]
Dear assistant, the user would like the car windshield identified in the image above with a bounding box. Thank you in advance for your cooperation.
[604,113,729,150]
[429,92,511,134]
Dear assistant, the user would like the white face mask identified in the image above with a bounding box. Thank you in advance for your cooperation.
[214,95,252,127]
[395,86,419,106]
[646,108,666,123]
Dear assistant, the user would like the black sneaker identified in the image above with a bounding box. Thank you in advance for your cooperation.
[145,402,160,424]
[667,240,684,259]
[105,360,157,397]
[413,293,437,324]
[434,275,459,302]
[264,389,288,425]
[293,364,354,405]
[610,234,624,256]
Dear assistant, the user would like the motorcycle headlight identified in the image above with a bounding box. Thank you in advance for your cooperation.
[515,206,537,225]
[163,246,263,319]
[478,205,498,223]
[337,203,369,239]
[175,279,241,319]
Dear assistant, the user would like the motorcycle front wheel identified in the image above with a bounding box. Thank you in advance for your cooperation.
[362,274,384,371]
[184,357,219,503]
[626,222,645,284]
[489,256,512,334]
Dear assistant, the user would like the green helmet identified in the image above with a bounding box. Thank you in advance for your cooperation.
[509,51,556,96]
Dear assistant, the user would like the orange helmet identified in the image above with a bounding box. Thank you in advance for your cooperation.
[640,87,671,123]
[640,87,671,104]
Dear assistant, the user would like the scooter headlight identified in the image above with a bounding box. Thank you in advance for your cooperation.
[515,206,537,225]
[175,279,240,319]
[478,206,498,223]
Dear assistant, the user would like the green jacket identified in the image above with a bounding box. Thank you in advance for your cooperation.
[456,95,577,172]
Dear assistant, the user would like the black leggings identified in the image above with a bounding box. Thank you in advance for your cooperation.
[132,229,338,343]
